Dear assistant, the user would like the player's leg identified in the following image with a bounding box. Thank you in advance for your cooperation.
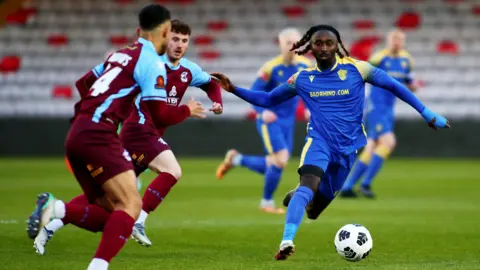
[132,147,181,247]
[33,194,89,255]
[360,130,396,198]
[261,123,292,213]
[275,138,328,260]
[340,138,376,197]
[215,121,270,179]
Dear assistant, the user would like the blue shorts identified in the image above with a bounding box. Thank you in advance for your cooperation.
[366,109,395,140]
[298,136,357,200]
[256,119,294,154]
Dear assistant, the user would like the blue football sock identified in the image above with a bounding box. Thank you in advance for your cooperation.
[282,186,314,241]
[361,154,385,187]
[341,160,368,191]
[240,155,266,175]
[263,165,283,200]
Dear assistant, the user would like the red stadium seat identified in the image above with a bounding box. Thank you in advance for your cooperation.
[353,19,375,30]
[6,7,37,25]
[246,108,257,121]
[472,6,480,15]
[207,20,229,31]
[193,35,214,46]
[0,56,21,73]
[198,50,221,60]
[47,34,69,46]
[52,85,73,99]
[282,6,305,18]
[109,35,130,46]
[395,12,421,30]
[350,36,381,61]
[437,40,459,55]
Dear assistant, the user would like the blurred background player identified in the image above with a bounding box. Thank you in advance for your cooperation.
[340,29,419,198]
[33,19,223,253]
[26,5,172,270]
[215,28,310,214]
[211,24,449,260]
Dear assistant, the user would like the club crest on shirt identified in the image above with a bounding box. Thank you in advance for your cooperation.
[278,70,284,77]
[401,60,407,69]
[309,75,315,82]
[181,71,188,83]
[337,69,347,81]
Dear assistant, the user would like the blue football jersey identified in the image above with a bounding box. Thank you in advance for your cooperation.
[368,49,414,110]
[253,55,310,120]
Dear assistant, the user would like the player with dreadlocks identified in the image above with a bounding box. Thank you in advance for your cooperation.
[211,24,450,260]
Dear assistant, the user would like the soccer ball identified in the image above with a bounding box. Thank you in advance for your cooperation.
[334,224,373,262]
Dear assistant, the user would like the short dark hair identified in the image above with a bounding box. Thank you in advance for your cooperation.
[171,19,192,36]
[138,4,171,31]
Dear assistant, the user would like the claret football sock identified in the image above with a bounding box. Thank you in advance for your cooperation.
[64,203,110,233]
[142,172,178,214]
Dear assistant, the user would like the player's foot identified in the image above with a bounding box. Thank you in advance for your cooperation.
[215,149,238,180]
[260,199,285,214]
[131,222,152,247]
[275,240,295,260]
[339,189,358,198]
[33,227,54,255]
[359,185,376,199]
[26,192,58,239]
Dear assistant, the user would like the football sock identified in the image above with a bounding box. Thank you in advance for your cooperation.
[93,210,134,263]
[136,209,148,224]
[142,172,177,213]
[45,219,64,233]
[54,200,66,219]
[239,155,267,175]
[64,203,110,233]
[263,165,283,200]
[61,194,89,225]
[341,150,371,191]
[87,258,109,270]
[361,145,391,187]
[282,186,314,241]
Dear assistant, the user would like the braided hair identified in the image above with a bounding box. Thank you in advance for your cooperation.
[290,25,349,58]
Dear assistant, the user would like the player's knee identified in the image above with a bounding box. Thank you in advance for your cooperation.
[271,150,289,169]
[165,165,182,180]
[379,133,396,149]
[298,165,324,192]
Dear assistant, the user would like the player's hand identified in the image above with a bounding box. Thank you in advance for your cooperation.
[421,108,450,130]
[261,110,277,123]
[210,72,235,92]
[209,102,223,115]
[304,109,311,121]
[186,97,207,119]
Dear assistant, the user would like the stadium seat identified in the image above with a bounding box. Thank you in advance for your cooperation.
[114,0,133,4]
[297,0,318,3]
[472,5,480,15]
[52,85,73,99]
[6,7,37,25]
[437,40,459,55]
[198,50,221,60]
[395,12,421,30]
[0,56,21,73]
[352,20,375,30]
[193,35,214,46]
[47,34,69,47]
[350,36,381,61]
[207,20,229,31]
[282,6,305,18]
[109,35,131,46]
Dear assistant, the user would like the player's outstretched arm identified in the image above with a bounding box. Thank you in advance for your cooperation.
[366,66,450,130]
[211,72,296,108]
[199,80,223,114]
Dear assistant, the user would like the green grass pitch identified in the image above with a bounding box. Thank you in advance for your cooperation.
[0,158,479,269]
